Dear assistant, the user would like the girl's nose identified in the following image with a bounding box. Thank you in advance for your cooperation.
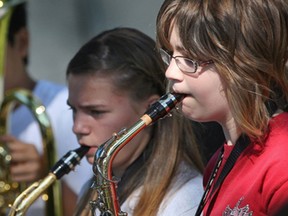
[165,59,183,81]
[72,113,90,135]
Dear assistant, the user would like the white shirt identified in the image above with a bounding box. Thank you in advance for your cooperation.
[81,162,203,216]
[121,163,203,216]
[10,80,93,216]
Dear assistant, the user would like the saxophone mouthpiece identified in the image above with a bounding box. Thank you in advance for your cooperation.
[51,146,90,179]
[144,92,184,122]
[74,145,90,157]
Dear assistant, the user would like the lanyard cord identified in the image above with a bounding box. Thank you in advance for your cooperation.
[195,134,250,216]
[194,150,224,216]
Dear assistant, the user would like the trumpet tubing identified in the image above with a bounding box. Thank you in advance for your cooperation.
[90,92,184,216]
[0,89,60,215]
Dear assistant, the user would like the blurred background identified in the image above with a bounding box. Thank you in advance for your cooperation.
[27,0,164,84]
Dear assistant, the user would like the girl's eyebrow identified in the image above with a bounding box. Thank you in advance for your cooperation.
[67,100,107,110]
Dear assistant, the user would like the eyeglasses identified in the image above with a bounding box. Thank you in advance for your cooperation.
[159,48,213,73]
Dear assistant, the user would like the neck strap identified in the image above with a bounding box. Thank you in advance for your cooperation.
[195,134,250,216]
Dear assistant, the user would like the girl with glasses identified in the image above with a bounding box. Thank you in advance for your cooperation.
[156,0,288,215]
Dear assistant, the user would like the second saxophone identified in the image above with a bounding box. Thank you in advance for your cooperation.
[90,92,184,216]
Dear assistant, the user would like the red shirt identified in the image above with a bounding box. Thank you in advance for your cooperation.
[203,112,288,215]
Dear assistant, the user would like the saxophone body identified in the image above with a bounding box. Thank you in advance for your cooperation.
[90,93,184,216]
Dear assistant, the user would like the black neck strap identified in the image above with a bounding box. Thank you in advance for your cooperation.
[195,134,250,216]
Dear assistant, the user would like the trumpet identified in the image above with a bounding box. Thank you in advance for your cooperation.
[90,92,184,216]
[8,145,90,216]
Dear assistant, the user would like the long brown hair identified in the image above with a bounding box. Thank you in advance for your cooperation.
[157,0,288,144]
[68,27,204,216]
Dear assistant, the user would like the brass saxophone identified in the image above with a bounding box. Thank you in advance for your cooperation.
[8,145,90,216]
[90,92,184,216]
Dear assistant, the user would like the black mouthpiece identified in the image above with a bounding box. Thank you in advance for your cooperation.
[51,146,90,179]
[74,145,90,157]
[144,92,184,122]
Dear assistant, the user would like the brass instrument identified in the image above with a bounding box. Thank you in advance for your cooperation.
[8,145,90,216]
[90,92,184,216]
[0,1,14,213]
[0,89,62,215]
[0,0,13,102]
[0,1,64,215]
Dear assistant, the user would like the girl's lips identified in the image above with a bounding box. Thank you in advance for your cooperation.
[86,147,98,156]
[180,93,188,99]
[171,89,188,97]
[172,92,188,101]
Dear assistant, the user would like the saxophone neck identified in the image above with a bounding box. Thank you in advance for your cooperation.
[8,146,90,216]
[89,92,184,216]
[8,173,56,216]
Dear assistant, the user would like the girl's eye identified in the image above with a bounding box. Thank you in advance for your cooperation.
[183,58,196,67]
[89,110,107,117]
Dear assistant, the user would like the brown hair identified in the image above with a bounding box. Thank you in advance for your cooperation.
[157,0,288,143]
[69,27,204,216]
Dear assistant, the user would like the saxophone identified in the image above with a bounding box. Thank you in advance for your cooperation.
[8,145,90,216]
[90,92,184,216]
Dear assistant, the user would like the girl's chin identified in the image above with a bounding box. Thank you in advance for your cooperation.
[181,100,194,115]
[181,103,202,121]
[86,156,94,164]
